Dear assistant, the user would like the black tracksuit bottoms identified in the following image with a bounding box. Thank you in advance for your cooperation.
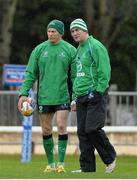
[76,93,116,172]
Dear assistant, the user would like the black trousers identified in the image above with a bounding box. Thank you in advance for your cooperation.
[76,94,116,172]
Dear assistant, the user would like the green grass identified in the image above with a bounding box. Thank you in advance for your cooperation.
[0,154,137,179]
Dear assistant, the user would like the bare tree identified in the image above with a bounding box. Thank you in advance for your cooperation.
[83,0,137,49]
[0,0,18,64]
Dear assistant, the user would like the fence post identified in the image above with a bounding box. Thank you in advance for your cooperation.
[109,84,117,125]
[134,71,137,125]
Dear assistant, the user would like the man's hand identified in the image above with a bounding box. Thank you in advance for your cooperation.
[18,96,28,112]
[71,100,76,111]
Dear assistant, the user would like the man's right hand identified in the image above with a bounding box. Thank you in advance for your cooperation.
[18,96,28,112]
[71,100,76,111]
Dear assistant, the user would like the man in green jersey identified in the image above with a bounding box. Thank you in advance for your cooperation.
[18,19,76,173]
[70,19,116,173]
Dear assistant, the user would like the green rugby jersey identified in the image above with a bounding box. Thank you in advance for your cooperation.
[19,40,76,105]
[73,35,111,97]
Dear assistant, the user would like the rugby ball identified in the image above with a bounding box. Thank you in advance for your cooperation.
[21,98,35,116]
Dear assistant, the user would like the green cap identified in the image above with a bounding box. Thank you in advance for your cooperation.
[47,19,64,35]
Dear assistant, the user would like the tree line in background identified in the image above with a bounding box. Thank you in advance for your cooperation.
[0,0,137,91]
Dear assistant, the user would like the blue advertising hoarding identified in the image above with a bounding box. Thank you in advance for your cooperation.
[2,64,34,163]
[3,64,26,86]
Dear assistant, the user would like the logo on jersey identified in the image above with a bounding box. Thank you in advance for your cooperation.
[76,56,85,77]
[77,72,85,77]
[59,52,66,59]
[42,51,48,57]
[39,106,43,113]
[76,61,82,72]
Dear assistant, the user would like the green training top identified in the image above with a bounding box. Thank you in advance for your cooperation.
[73,35,111,98]
[19,40,76,105]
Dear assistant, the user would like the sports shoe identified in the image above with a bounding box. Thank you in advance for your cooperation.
[71,169,82,173]
[56,165,66,173]
[44,165,56,173]
[105,159,116,173]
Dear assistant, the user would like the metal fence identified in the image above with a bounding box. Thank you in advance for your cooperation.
[0,91,137,126]
[108,91,137,126]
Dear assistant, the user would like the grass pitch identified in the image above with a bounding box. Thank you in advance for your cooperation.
[0,154,137,179]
